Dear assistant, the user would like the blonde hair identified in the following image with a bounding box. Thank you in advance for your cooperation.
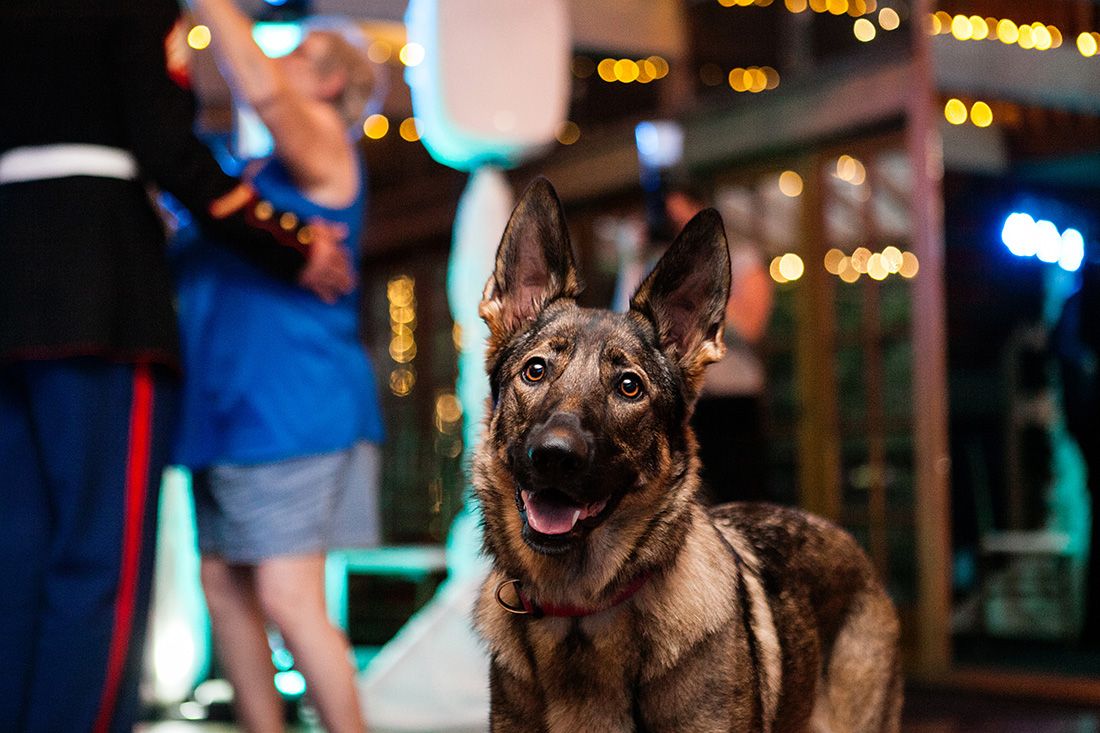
[307,29,376,129]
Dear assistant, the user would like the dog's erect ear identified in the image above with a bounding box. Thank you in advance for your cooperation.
[629,208,731,392]
[479,177,582,349]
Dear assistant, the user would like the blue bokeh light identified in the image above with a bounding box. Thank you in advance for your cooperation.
[1001,211,1086,272]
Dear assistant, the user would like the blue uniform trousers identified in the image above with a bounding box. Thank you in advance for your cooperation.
[0,358,178,733]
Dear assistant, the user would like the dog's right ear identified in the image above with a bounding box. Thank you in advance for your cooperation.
[479,177,582,351]
[629,208,731,396]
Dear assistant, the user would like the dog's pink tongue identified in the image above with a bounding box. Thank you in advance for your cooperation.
[522,490,581,535]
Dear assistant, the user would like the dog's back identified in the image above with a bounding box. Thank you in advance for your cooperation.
[711,502,903,733]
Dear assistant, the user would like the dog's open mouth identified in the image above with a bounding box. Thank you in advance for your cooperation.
[519,488,616,545]
[520,489,609,536]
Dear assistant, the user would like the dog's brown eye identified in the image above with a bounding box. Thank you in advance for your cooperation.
[522,358,547,384]
[618,374,643,399]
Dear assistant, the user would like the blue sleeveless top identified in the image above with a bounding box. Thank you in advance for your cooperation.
[172,157,385,469]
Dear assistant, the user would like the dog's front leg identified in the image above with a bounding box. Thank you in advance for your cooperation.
[489,657,547,733]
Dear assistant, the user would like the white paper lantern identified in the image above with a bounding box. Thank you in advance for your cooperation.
[404,0,571,170]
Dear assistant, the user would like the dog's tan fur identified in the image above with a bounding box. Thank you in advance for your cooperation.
[473,178,902,732]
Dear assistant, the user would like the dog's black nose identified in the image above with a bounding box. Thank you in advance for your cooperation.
[527,413,591,481]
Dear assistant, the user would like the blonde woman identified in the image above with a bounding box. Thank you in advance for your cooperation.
[173,2,383,730]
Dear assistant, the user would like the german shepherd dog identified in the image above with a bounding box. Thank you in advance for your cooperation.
[473,178,902,732]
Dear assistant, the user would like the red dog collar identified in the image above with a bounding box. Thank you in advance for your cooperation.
[494,573,652,618]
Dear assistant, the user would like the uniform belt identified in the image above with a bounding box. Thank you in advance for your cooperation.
[0,144,139,184]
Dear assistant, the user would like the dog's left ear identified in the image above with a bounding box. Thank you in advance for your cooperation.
[479,177,583,353]
[629,208,731,392]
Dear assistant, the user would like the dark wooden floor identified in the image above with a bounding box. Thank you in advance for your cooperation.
[901,687,1100,733]
[139,686,1100,732]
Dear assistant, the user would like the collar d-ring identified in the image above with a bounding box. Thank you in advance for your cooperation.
[494,578,532,615]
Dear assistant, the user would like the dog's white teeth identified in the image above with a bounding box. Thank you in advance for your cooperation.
[570,509,581,528]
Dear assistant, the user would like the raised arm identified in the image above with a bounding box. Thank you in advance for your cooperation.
[189,0,355,201]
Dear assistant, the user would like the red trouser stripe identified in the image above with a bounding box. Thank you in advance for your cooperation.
[91,364,155,733]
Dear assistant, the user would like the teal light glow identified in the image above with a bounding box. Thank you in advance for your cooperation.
[272,647,295,672]
[274,670,307,698]
[146,469,211,705]
[252,22,303,58]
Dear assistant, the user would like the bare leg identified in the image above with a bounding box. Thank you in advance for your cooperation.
[256,554,366,733]
[201,557,285,733]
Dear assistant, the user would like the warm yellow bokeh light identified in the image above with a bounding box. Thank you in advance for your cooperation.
[769,257,789,284]
[556,121,581,145]
[934,11,953,33]
[839,259,861,283]
[997,19,1019,44]
[367,40,392,64]
[951,15,973,40]
[399,117,420,142]
[748,68,768,93]
[762,66,780,90]
[614,59,640,83]
[1032,24,1052,50]
[1016,24,1035,49]
[363,114,389,140]
[849,158,866,186]
[435,393,463,425]
[778,253,805,281]
[785,0,809,12]
[399,42,425,67]
[882,246,903,273]
[878,8,900,30]
[648,56,670,79]
[778,171,804,197]
[944,98,968,125]
[928,13,942,35]
[826,0,848,16]
[985,17,1000,40]
[867,253,889,281]
[386,275,415,306]
[854,18,876,42]
[970,101,993,128]
[597,59,617,81]
[1077,32,1098,57]
[389,367,416,397]
[729,68,747,92]
[969,16,989,40]
[899,252,920,278]
[187,25,211,50]
[851,247,872,273]
[1048,26,1063,48]
[824,248,845,275]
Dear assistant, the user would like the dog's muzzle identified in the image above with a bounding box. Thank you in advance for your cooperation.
[525,412,592,485]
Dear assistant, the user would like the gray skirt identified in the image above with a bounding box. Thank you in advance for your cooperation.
[192,441,381,564]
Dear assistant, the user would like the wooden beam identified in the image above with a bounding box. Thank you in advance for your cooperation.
[907,0,954,678]
[934,36,1100,114]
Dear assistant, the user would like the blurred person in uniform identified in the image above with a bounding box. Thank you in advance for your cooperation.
[614,181,774,505]
[0,2,354,732]
[172,1,385,730]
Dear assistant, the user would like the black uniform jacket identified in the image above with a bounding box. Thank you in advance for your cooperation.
[0,0,307,367]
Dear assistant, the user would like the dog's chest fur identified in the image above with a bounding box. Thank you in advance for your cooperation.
[477,510,801,732]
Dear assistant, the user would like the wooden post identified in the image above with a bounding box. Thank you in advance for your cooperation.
[906,0,953,678]
[795,157,842,523]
